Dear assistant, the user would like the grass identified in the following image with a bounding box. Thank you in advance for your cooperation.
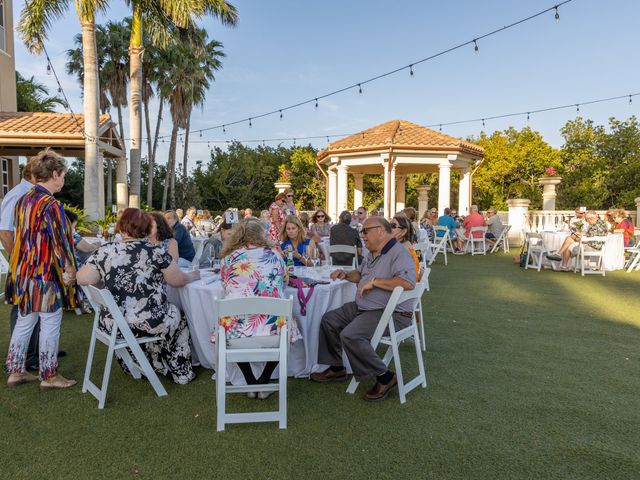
[1,253,639,479]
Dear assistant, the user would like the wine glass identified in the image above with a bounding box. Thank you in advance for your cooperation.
[205,245,215,268]
[310,248,320,268]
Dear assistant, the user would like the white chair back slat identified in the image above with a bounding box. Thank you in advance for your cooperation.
[328,244,358,268]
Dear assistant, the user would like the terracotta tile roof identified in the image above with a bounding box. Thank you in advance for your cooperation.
[0,112,112,138]
[318,119,483,160]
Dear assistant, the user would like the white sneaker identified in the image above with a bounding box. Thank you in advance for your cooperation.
[258,390,274,400]
[247,392,257,399]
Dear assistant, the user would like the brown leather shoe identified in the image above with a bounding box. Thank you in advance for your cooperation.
[40,374,77,390]
[7,372,39,387]
[310,367,347,383]
[363,374,397,402]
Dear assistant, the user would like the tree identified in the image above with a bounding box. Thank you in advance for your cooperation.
[20,0,108,220]
[284,146,325,210]
[15,72,64,112]
[125,0,238,207]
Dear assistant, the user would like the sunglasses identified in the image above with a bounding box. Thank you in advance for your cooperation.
[390,223,402,229]
[361,225,382,235]
[286,194,293,197]
[357,211,365,215]
[317,215,325,218]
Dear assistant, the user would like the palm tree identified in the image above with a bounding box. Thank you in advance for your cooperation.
[19,0,109,220]
[15,72,65,112]
[124,0,238,207]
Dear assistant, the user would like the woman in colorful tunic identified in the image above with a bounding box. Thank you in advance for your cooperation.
[213,218,300,398]
[77,208,200,384]
[268,192,286,245]
[5,149,78,389]
[280,215,317,267]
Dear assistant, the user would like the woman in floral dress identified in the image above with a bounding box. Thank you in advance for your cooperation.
[213,217,300,397]
[77,208,200,384]
[268,192,286,245]
[5,149,79,389]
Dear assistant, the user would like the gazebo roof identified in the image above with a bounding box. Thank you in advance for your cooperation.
[0,111,125,158]
[318,119,483,160]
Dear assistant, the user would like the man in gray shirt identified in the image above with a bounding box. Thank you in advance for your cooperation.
[311,216,416,402]
[485,207,503,246]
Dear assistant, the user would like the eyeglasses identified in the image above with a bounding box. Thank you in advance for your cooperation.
[390,223,401,229]
[316,215,325,218]
[361,225,382,235]
[357,211,365,215]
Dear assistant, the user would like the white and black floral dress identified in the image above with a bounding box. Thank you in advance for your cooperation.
[86,240,195,384]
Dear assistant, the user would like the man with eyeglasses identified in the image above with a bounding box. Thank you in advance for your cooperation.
[351,207,367,231]
[312,217,416,402]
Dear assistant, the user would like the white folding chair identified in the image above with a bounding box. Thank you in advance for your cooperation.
[464,226,487,255]
[574,236,606,276]
[191,241,205,269]
[82,285,168,409]
[430,227,449,266]
[0,248,9,299]
[524,233,549,272]
[413,273,429,351]
[490,225,511,253]
[215,296,292,431]
[328,244,359,268]
[346,286,427,404]
[412,242,431,290]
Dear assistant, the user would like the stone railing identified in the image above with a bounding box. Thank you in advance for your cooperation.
[526,210,637,233]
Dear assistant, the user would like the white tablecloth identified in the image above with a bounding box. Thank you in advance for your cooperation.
[167,267,356,383]
[540,232,625,271]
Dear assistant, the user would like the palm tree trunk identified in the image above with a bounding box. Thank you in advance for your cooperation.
[162,123,178,211]
[106,159,113,208]
[128,6,143,207]
[182,114,191,178]
[81,20,101,219]
[144,94,152,207]
[149,97,164,208]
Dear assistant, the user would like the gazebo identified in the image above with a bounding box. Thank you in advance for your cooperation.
[0,112,127,218]
[317,120,484,220]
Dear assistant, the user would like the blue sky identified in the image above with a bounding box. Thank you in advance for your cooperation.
[12,0,640,168]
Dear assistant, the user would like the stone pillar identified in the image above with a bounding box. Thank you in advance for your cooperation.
[438,162,451,216]
[635,197,640,226]
[507,198,531,246]
[416,185,431,221]
[337,164,348,215]
[115,157,128,212]
[458,167,471,215]
[389,163,396,218]
[97,152,105,218]
[274,181,292,194]
[353,173,364,210]
[382,157,390,217]
[538,176,562,211]
[327,168,337,220]
[396,174,406,212]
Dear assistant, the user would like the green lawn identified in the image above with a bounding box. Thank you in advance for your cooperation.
[1,253,639,479]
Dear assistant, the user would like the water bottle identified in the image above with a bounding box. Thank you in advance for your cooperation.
[286,251,295,276]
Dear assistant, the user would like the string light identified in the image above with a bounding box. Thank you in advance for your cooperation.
[576,104,580,113]
[439,124,442,132]
[630,95,633,104]
[150,1,577,141]
[527,112,530,122]
[223,125,226,133]
[46,64,51,75]
[554,6,560,21]
[482,118,485,127]
[315,98,318,109]
[409,64,414,77]
[249,118,252,127]
[199,131,202,138]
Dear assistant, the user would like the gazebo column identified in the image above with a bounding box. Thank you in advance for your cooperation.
[336,164,348,215]
[97,152,105,218]
[458,167,471,215]
[327,167,338,220]
[396,174,406,212]
[416,185,431,221]
[389,163,396,217]
[438,161,452,216]
[115,157,129,212]
[353,173,364,210]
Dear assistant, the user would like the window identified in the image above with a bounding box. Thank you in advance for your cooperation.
[1,158,9,196]
[0,0,5,52]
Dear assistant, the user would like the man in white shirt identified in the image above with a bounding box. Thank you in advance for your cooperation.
[181,207,197,234]
[0,161,39,370]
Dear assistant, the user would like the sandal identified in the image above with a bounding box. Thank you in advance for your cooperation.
[40,374,77,390]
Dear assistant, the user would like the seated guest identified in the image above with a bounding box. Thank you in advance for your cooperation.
[419,209,436,241]
[329,210,363,266]
[391,213,421,280]
[310,209,331,238]
[175,208,184,221]
[485,208,504,246]
[400,207,419,241]
[196,210,215,233]
[64,209,99,267]
[260,210,271,231]
[311,217,416,402]
[281,215,316,267]
[199,215,234,268]
[181,206,198,234]
[148,212,179,262]
[437,208,463,251]
[163,210,195,267]
[352,207,367,231]
[213,218,300,397]
[568,207,588,233]
[547,211,608,270]
[299,212,312,237]
[612,209,635,247]
[243,208,254,219]
[77,208,199,384]
[462,205,486,240]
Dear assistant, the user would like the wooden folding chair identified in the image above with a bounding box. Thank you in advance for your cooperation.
[82,286,168,409]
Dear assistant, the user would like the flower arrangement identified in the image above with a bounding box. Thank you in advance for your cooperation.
[277,165,291,182]
[544,166,557,176]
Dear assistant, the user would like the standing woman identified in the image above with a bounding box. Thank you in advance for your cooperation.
[5,149,78,389]
[268,192,287,244]
[280,215,316,267]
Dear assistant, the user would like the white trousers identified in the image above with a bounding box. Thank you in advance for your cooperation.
[6,309,63,380]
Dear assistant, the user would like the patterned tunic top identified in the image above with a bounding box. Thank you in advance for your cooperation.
[267,203,284,244]
[214,246,300,342]
[6,185,78,314]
